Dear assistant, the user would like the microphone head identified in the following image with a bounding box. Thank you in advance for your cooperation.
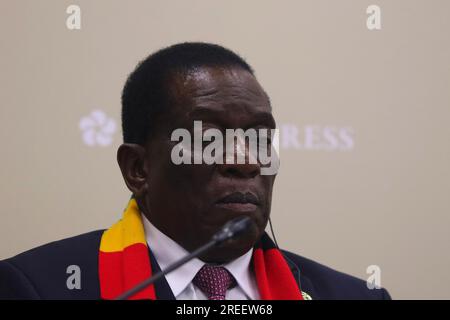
[212,216,253,245]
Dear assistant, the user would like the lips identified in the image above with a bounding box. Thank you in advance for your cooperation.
[215,192,260,212]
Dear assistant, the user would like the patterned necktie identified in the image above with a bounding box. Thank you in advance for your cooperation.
[193,265,236,300]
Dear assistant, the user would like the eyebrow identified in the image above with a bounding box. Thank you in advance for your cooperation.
[188,107,276,129]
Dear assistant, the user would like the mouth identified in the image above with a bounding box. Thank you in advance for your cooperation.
[215,192,260,212]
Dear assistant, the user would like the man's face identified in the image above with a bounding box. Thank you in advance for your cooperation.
[142,66,276,263]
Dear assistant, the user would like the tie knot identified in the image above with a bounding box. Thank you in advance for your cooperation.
[193,265,236,300]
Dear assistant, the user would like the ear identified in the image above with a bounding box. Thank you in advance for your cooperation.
[117,143,149,197]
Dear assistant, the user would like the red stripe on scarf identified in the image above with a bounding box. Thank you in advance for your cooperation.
[253,247,303,300]
[99,243,156,300]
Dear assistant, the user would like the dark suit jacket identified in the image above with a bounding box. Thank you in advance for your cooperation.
[0,230,391,300]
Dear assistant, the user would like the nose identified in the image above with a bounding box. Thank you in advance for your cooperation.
[216,134,261,178]
[217,143,261,178]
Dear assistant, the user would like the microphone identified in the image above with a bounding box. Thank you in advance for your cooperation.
[212,215,252,245]
[115,216,252,300]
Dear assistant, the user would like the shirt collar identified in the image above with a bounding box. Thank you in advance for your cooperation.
[141,213,257,299]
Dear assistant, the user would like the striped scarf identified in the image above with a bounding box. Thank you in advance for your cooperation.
[98,198,303,300]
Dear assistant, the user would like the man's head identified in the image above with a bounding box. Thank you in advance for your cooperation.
[117,43,276,263]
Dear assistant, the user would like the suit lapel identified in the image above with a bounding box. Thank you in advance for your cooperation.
[148,249,176,300]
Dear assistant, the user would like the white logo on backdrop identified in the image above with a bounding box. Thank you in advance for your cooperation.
[79,110,116,147]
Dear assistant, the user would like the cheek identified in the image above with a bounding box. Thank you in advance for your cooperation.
[262,176,276,202]
[150,161,215,208]
[171,164,213,189]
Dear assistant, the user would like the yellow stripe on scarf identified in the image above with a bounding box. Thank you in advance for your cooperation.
[99,198,147,253]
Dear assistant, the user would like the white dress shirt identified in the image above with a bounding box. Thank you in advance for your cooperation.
[141,213,260,300]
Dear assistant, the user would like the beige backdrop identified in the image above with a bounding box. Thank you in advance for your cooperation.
[1,0,449,299]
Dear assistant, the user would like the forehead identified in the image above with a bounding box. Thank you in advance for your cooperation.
[169,66,271,119]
